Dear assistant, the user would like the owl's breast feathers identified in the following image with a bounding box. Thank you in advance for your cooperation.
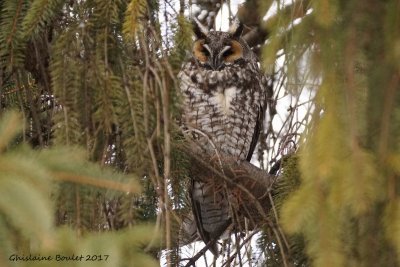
[178,58,266,160]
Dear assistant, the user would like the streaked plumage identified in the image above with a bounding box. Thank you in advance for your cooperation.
[178,19,266,254]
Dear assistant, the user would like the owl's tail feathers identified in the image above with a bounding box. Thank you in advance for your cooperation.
[180,211,231,256]
[191,180,232,256]
[204,218,232,256]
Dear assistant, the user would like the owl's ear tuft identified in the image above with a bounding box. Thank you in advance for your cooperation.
[192,17,208,39]
[228,19,243,38]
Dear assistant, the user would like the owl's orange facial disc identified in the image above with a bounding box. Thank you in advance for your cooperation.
[193,40,209,62]
[223,40,243,63]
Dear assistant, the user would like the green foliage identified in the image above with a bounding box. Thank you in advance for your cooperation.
[22,0,64,39]
[258,156,309,266]
[0,150,53,242]
[1,0,195,264]
[260,0,400,266]
[0,0,29,70]
[123,0,148,41]
[0,112,158,267]
[170,15,193,67]
[50,28,84,146]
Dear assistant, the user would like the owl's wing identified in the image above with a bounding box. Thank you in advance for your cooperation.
[246,103,264,162]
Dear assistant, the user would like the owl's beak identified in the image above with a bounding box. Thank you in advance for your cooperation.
[211,56,223,70]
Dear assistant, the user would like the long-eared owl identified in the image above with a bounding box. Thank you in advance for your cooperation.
[178,19,267,254]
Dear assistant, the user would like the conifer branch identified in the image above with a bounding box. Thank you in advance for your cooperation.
[53,172,141,193]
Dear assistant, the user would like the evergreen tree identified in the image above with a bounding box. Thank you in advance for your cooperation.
[0,0,399,266]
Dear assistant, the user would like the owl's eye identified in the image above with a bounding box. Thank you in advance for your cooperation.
[223,40,243,63]
[201,46,210,57]
[193,40,209,62]
[222,48,233,58]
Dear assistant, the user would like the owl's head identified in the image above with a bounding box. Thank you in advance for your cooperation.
[192,19,250,71]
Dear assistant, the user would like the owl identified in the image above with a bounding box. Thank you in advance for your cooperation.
[178,19,267,255]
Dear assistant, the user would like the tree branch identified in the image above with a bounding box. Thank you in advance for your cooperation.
[176,141,275,228]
